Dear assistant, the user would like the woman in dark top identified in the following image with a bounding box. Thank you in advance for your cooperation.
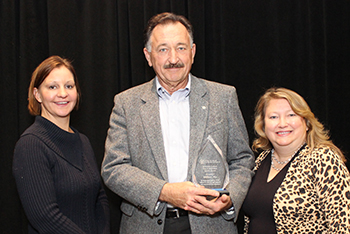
[242,87,350,233]
[13,56,110,234]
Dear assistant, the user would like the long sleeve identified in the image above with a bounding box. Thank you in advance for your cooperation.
[102,91,167,217]
[13,116,109,234]
[209,84,255,221]
[13,136,86,234]
[265,145,350,233]
[101,77,255,233]
[95,184,110,234]
[311,147,350,232]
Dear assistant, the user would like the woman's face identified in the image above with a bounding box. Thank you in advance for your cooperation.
[34,66,77,124]
[264,98,308,152]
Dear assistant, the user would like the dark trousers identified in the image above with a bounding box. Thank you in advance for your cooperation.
[163,216,191,234]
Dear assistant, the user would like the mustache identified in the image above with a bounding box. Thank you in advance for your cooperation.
[164,62,185,69]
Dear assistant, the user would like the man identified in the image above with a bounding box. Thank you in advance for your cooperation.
[102,12,254,234]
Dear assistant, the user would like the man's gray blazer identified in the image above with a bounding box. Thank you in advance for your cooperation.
[102,75,254,234]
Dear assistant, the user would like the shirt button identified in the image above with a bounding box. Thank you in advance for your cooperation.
[157,219,163,225]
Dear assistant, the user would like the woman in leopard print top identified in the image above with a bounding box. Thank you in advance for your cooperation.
[242,87,350,234]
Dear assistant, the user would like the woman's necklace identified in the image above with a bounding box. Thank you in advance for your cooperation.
[271,143,305,171]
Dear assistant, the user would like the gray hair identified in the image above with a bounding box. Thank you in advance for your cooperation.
[144,12,194,52]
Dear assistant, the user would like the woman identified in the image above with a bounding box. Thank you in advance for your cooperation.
[13,56,110,233]
[242,87,350,233]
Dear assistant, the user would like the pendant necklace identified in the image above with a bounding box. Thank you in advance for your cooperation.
[271,143,305,171]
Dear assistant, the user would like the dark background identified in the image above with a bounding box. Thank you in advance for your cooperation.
[1,1,349,233]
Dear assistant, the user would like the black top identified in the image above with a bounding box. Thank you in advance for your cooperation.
[13,116,109,234]
[242,152,294,234]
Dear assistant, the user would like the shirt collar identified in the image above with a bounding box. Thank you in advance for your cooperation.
[156,75,191,99]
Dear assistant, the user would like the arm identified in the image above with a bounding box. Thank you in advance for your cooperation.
[180,85,254,218]
[13,136,86,234]
[95,185,110,234]
[101,95,167,216]
[313,148,350,232]
[81,134,110,234]
[221,87,255,220]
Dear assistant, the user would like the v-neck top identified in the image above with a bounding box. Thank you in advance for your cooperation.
[242,151,294,234]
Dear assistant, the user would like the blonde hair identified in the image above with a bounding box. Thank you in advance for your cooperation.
[28,56,81,115]
[252,87,345,162]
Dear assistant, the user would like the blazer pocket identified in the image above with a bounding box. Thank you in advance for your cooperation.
[120,201,135,217]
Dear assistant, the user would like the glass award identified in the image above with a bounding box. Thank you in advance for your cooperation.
[192,135,229,200]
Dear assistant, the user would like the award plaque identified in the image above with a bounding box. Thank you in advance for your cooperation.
[192,135,229,200]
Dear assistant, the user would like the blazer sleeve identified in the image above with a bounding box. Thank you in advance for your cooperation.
[13,136,86,234]
[224,87,255,222]
[101,94,167,217]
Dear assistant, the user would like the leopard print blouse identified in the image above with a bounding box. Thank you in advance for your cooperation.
[244,145,350,233]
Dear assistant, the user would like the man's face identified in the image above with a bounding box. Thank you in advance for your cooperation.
[144,22,196,94]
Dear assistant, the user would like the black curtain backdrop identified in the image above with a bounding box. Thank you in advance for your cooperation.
[1,1,349,233]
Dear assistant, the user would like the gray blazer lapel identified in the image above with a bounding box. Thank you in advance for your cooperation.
[187,75,209,181]
[140,79,168,181]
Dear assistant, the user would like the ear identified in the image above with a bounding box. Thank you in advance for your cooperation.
[143,48,153,67]
[191,43,196,64]
[33,88,42,103]
[305,119,309,131]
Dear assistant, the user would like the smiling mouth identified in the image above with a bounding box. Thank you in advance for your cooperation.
[277,131,292,136]
[56,102,69,105]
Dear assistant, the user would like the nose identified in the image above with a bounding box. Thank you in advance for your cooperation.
[57,87,68,98]
[168,48,179,64]
[278,117,288,128]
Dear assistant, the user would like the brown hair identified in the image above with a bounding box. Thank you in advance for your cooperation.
[28,55,81,115]
[144,12,194,51]
[252,87,345,162]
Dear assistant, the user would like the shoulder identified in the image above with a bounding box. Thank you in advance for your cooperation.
[16,120,48,149]
[254,150,270,171]
[13,131,54,170]
[15,132,44,151]
[306,145,343,165]
[115,79,154,98]
[111,80,156,108]
[303,145,349,177]
[191,76,238,105]
[77,132,94,152]
[192,75,236,93]
[72,128,89,143]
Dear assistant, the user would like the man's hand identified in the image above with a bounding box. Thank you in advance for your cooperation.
[159,182,232,215]
[189,193,232,215]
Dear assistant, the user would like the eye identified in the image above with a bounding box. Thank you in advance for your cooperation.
[159,48,167,53]
[178,46,186,51]
[49,85,57,90]
[66,84,75,89]
[269,115,278,119]
[288,113,297,117]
